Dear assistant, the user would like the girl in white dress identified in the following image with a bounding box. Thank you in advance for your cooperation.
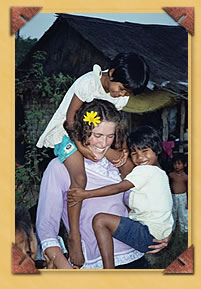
[36,52,149,267]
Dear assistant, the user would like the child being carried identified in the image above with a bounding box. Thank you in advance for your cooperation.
[68,125,173,269]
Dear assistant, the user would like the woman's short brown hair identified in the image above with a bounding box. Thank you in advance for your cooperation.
[64,99,126,149]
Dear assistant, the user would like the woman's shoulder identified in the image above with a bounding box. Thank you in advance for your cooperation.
[45,158,66,175]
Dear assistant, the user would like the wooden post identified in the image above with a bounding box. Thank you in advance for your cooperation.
[179,100,186,153]
[161,107,169,141]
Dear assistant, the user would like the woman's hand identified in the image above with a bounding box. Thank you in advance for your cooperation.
[44,247,72,269]
[146,234,172,254]
[43,253,57,269]
[68,188,86,207]
[111,149,129,168]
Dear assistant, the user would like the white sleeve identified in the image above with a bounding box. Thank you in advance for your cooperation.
[110,96,129,111]
[73,73,97,102]
[125,166,151,189]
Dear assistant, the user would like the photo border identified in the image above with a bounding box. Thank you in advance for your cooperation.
[1,0,200,288]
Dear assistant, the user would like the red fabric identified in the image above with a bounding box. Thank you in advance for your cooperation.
[162,141,175,158]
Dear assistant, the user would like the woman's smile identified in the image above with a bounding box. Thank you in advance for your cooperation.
[88,121,116,160]
[94,147,105,152]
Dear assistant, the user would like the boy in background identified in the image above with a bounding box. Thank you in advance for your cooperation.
[168,153,188,233]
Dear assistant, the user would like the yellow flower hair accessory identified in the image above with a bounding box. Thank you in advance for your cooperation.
[83,111,101,127]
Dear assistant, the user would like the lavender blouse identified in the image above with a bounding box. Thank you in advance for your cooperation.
[36,157,143,269]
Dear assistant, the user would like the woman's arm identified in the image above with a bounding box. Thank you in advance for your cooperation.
[44,247,72,269]
[36,159,72,269]
[68,180,134,206]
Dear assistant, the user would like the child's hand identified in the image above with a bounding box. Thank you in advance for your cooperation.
[68,188,86,207]
[112,149,129,168]
[79,145,98,162]
[83,148,98,162]
[146,234,172,254]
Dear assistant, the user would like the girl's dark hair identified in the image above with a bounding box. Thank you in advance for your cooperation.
[109,52,150,95]
[127,125,162,155]
[64,99,126,149]
[15,205,32,241]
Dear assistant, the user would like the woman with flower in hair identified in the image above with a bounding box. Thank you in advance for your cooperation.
[36,52,150,267]
[36,99,169,269]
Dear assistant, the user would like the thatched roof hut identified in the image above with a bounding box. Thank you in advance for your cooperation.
[17,13,188,154]
[17,13,188,99]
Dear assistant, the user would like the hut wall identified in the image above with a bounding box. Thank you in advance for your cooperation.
[31,19,110,78]
[122,109,163,135]
[122,102,187,144]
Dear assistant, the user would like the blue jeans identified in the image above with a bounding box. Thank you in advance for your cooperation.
[113,216,158,253]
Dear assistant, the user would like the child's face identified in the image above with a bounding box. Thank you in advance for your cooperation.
[131,146,158,166]
[108,81,131,98]
[15,228,37,262]
[173,160,185,173]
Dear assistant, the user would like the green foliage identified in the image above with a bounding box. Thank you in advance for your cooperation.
[15,36,37,67]
[15,51,75,207]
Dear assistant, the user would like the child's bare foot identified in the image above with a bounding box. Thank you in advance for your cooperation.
[68,233,85,268]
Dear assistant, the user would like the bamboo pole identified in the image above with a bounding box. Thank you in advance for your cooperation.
[161,107,169,141]
[179,100,186,153]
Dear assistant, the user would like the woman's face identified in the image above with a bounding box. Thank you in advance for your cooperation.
[88,121,116,160]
